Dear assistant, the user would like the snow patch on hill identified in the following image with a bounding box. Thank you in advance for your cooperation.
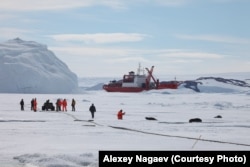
[181,77,250,93]
[0,38,78,93]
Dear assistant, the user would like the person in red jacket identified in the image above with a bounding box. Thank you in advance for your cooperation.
[62,99,67,111]
[117,109,125,120]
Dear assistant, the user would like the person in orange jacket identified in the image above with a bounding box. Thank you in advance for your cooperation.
[60,99,63,111]
[117,109,125,120]
[62,99,67,111]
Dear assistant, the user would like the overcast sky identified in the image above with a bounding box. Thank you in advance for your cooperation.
[1,0,250,78]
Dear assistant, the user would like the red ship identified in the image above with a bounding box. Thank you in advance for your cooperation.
[103,65,179,92]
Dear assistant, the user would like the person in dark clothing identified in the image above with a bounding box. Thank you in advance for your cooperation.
[45,100,50,111]
[31,99,34,111]
[33,98,37,112]
[71,98,76,111]
[20,99,24,111]
[56,99,61,111]
[89,103,96,119]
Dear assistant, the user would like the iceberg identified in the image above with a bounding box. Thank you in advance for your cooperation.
[0,38,78,93]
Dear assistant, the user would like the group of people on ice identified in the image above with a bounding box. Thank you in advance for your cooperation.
[20,98,126,120]
[20,98,76,112]
[20,98,38,112]
[55,98,75,112]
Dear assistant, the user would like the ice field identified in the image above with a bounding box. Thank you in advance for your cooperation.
[0,86,250,166]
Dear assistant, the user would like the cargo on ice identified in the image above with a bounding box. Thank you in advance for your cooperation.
[103,65,180,92]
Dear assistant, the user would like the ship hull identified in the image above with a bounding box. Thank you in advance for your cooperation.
[103,82,178,92]
[103,85,146,92]
[158,81,179,89]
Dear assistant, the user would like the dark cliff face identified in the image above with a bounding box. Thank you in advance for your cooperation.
[181,80,202,92]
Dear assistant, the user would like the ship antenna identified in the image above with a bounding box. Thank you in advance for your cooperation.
[137,63,141,75]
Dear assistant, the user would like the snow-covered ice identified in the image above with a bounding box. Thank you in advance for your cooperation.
[0,79,250,166]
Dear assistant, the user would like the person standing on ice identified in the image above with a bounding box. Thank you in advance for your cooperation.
[60,99,63,111]
[56,99,62,111]
[56,99,60,111]
[33,98,37,112]
[89,103,96,119]
[31,99,34,111]
[71,98,76,111]
[62,99,67,111]
[20,99,24,111]
[117,109,125,120]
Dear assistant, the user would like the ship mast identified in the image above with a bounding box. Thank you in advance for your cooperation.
[137,63,144,75]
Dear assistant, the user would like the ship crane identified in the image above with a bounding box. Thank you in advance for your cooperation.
[145,66,159,89]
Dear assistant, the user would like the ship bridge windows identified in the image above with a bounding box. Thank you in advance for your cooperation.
[123,74,135,83]
[129,71,135,75]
